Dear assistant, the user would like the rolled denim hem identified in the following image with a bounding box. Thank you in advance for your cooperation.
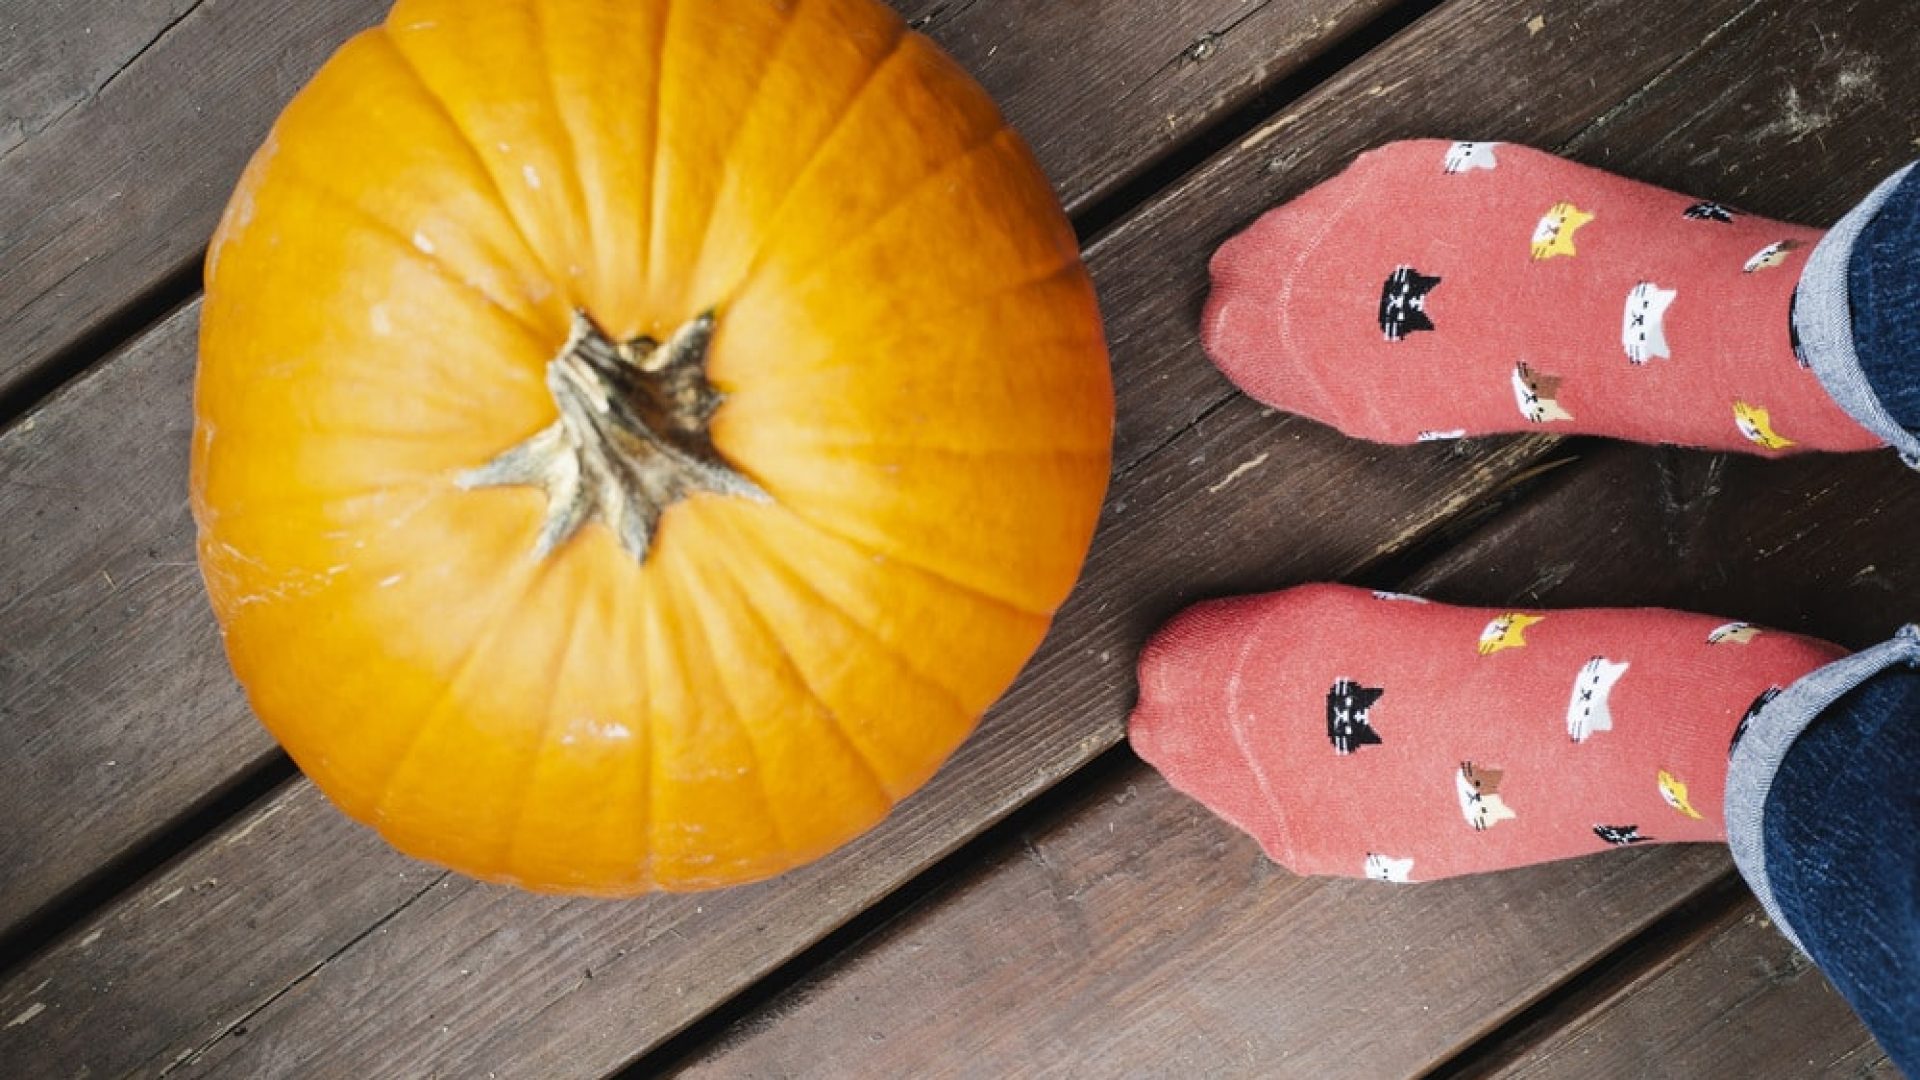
[1725,624,1920,953]
[1795,163,1920,469]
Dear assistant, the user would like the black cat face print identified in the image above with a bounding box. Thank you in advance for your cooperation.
[1594,824,1651,846]
[1683,201,1735,223]
[1327,678,1385,754]
[1729,686,1782,758]
[1379,266,1440,341]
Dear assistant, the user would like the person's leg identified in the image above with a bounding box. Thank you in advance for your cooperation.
[1724,628,1920,1076]
[1795,162,1920,463]
[1202,141,1919,463]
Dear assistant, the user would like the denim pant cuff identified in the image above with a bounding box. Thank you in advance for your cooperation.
[1726,625,1920,952]
[1795,163,1920,469]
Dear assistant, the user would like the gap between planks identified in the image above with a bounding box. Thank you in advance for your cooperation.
[15,0,1920,1068]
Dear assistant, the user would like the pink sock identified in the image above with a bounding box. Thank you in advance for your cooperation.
[1129,585,1844,882]
[1203,140,1884,455]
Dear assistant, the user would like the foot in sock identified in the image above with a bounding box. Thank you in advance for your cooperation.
[1202,139,1885,456]
[1128,584,1846,882]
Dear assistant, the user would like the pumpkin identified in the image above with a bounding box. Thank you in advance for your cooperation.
[192,0,1111,892]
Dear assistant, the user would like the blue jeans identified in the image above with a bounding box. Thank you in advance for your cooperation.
[1731,166,1920,1073]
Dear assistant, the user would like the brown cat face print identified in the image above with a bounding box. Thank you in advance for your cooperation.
[1456,762,1517,830]
[1512,362,1574,423]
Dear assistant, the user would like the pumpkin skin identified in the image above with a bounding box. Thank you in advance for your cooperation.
[192,0,1111,892]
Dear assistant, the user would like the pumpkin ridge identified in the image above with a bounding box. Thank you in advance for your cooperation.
[377,26,562,289]
[727,124,1017,309]
[762,496,1055,618]
[712,259,1091,392]
[658,540,796,873]
[715,20,908,300]
[723,507,1009,719]
[362,556,548,829]
[525,0,600,304]
[693,517,901,805]
[649,0,804,307]
[635,0,676,313]
[494,566,592,882]
[271,148,553,342]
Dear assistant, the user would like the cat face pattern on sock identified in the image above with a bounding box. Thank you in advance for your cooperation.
[1531,202,1594,259]
[1379,266,1441,341]
[1327,679,1386,753]
[1456,762,1518,831]
[1622,281,1677,364]
[1364,853,1416,882]
[1593,824,1651,845]
[1729,686,1782,757]
[1512,362,1575,423]
[1567,657,1630,742]
[1709,621,1761,645]
[1200,140,1884,455]
[1128,585,1846,882]
[1479,612,1544,655]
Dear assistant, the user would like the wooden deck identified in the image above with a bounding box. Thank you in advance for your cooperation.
[1,0,1914,1074]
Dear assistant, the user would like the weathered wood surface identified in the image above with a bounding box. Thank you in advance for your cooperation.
[0,0,1397,405]
[0,0,1845,1074]
[7,0,1919,1075]
[0,0,1397,938]
[1492,900,1897,1079]
[675,429,1919,1076]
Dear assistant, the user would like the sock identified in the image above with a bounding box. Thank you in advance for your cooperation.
[1202,140,1885,456]
[1128,584,1845,883]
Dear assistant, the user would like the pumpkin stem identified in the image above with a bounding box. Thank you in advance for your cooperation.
[458,310,765,563]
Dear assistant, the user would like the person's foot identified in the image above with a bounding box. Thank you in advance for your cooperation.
[1128,584,1845,882]
[1202,140,1884,455]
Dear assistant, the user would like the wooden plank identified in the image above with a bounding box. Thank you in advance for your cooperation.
[0,0,1397,404]
[0,0,202,157]
[672,445,1920,1077]
[678,765,1737,1079]
[1491,900,1893,1079]
[0,0,1395,937]
[0,0,1808,1073]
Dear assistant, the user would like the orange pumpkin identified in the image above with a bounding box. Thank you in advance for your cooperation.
[191,0,1111,893]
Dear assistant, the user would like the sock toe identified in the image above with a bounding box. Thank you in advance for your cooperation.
[1131,593,1293,863]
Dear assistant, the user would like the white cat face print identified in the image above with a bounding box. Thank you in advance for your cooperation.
[1442,141,1498,174]
[1622,282,1676,364]
[1707,621,1762,645]
[1567,656,1630,742]
[1364,853,1416,882]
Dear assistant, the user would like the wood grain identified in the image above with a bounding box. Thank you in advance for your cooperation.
[677,766,1737,1079]
[0,0,201,157]
[0,0,1837,1074]
[673,444,1920,1077]
[0,0,1396,405]
[1492,901,1896,1079]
